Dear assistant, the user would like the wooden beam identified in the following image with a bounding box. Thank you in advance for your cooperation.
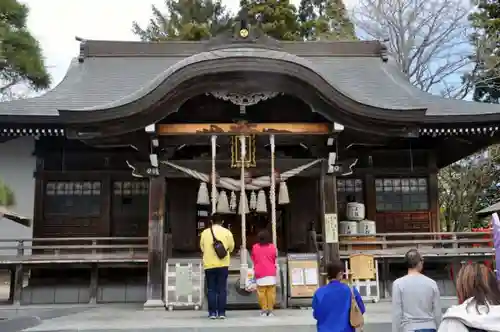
[160,134,326,147]
[158,123,330,135]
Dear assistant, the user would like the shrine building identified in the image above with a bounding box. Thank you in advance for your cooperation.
[0,21,499,306]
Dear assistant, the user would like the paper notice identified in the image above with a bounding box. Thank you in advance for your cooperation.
[291,268,305,286]
[324,213,338,243]
[304,268,319,285]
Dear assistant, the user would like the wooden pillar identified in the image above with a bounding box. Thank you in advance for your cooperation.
[364,173,376,221]
[428,151,440,233]
[12,240,25,305]
[320,160,340,275]
[89,263,98,304]
[144,176,166,308]
[12,264,23,305]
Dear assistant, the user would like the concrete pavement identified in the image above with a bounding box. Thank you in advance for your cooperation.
[17,299,457,332]
[0,298,458,332]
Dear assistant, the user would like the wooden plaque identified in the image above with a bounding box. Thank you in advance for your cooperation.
[349,254,375,280]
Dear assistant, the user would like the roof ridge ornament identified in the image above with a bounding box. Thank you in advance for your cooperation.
[75,36,88,63]
[205,8,282,50]
[379,38,389,62]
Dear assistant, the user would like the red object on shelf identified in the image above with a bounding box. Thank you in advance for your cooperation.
[471,226,493,247]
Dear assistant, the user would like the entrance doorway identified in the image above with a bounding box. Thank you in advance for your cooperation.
[221,209,286,254]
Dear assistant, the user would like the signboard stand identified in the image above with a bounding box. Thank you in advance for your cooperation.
[287,253,320,308]
[344,254,380,303]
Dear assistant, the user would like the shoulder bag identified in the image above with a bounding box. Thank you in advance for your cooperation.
[210,226,228,259]
[349,287,364,328]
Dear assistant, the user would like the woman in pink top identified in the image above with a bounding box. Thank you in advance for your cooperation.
[251,229,277,317]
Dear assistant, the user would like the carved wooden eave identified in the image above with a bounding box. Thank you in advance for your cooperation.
[0,127,65,137]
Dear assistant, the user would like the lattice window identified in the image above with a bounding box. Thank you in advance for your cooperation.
[113,181,149,196]
[375,178,428,212]
[111,180,150,236]
[337,179,364,220]
[44,181,102,216]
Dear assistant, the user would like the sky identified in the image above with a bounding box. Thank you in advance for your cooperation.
[20,0,354,88]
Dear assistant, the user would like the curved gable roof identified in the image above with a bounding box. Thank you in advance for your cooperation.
[0,38,499,124]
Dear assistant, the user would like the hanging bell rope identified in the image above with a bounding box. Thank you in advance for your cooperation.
[270,134,277,249]
[211,135,217,215]
[239,135,248,288]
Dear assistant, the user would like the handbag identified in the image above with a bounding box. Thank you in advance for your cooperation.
[210,226,228,259]
[349,287,364,328]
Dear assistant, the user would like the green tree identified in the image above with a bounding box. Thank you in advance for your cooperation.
[0,0,50,97]
[240,0,300,41]
[468,0,500,103]
[320,0,355,40]
[298,0,355,40]
[0,179,15,207]
[298,0,318,40]
[439,146,500,231]
[132,0,234,41]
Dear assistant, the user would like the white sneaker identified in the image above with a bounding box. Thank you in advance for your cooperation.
[260,311,267,317]
[267,312,275,317]
[218,315,226,320]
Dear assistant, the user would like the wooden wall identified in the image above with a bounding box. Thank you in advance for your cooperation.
[32,137,439,242]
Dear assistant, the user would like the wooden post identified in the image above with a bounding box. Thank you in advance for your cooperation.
[144,176,166,309]
[89,263,98,304]
[428,151,439,233]
[12,240,25,305]
[319,160,340,282]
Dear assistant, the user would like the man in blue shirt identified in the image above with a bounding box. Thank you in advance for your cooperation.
[312,260,366,332]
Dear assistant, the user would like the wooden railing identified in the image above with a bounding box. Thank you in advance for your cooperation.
[0,231,495,265]
[314,232,494,258]
[0,237,148,264]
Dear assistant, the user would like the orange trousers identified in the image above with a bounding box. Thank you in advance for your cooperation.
[256,285,276,311]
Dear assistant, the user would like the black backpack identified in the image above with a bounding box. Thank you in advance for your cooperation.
[210,226,228,259]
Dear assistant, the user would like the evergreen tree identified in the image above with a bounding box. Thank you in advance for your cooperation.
[297,0,355,40]
[320,0,355,40]
[0,0,50,96]
[132,0,234,41]
[468,0,500,103]
[240,0,300,41]
[298,0,317,40]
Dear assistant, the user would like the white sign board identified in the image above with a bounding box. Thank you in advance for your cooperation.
[324,213,338,244]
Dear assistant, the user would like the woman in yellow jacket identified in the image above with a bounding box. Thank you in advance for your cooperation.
[200,215,235,320]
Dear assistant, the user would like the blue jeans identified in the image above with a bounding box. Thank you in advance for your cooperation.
[414,329,436,332]
[205,267,229,316]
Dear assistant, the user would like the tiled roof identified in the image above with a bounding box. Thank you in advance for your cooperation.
[0,39,499,123]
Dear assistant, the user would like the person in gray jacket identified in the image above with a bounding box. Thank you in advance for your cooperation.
[438,262,500,332]
[392,249,442,332]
